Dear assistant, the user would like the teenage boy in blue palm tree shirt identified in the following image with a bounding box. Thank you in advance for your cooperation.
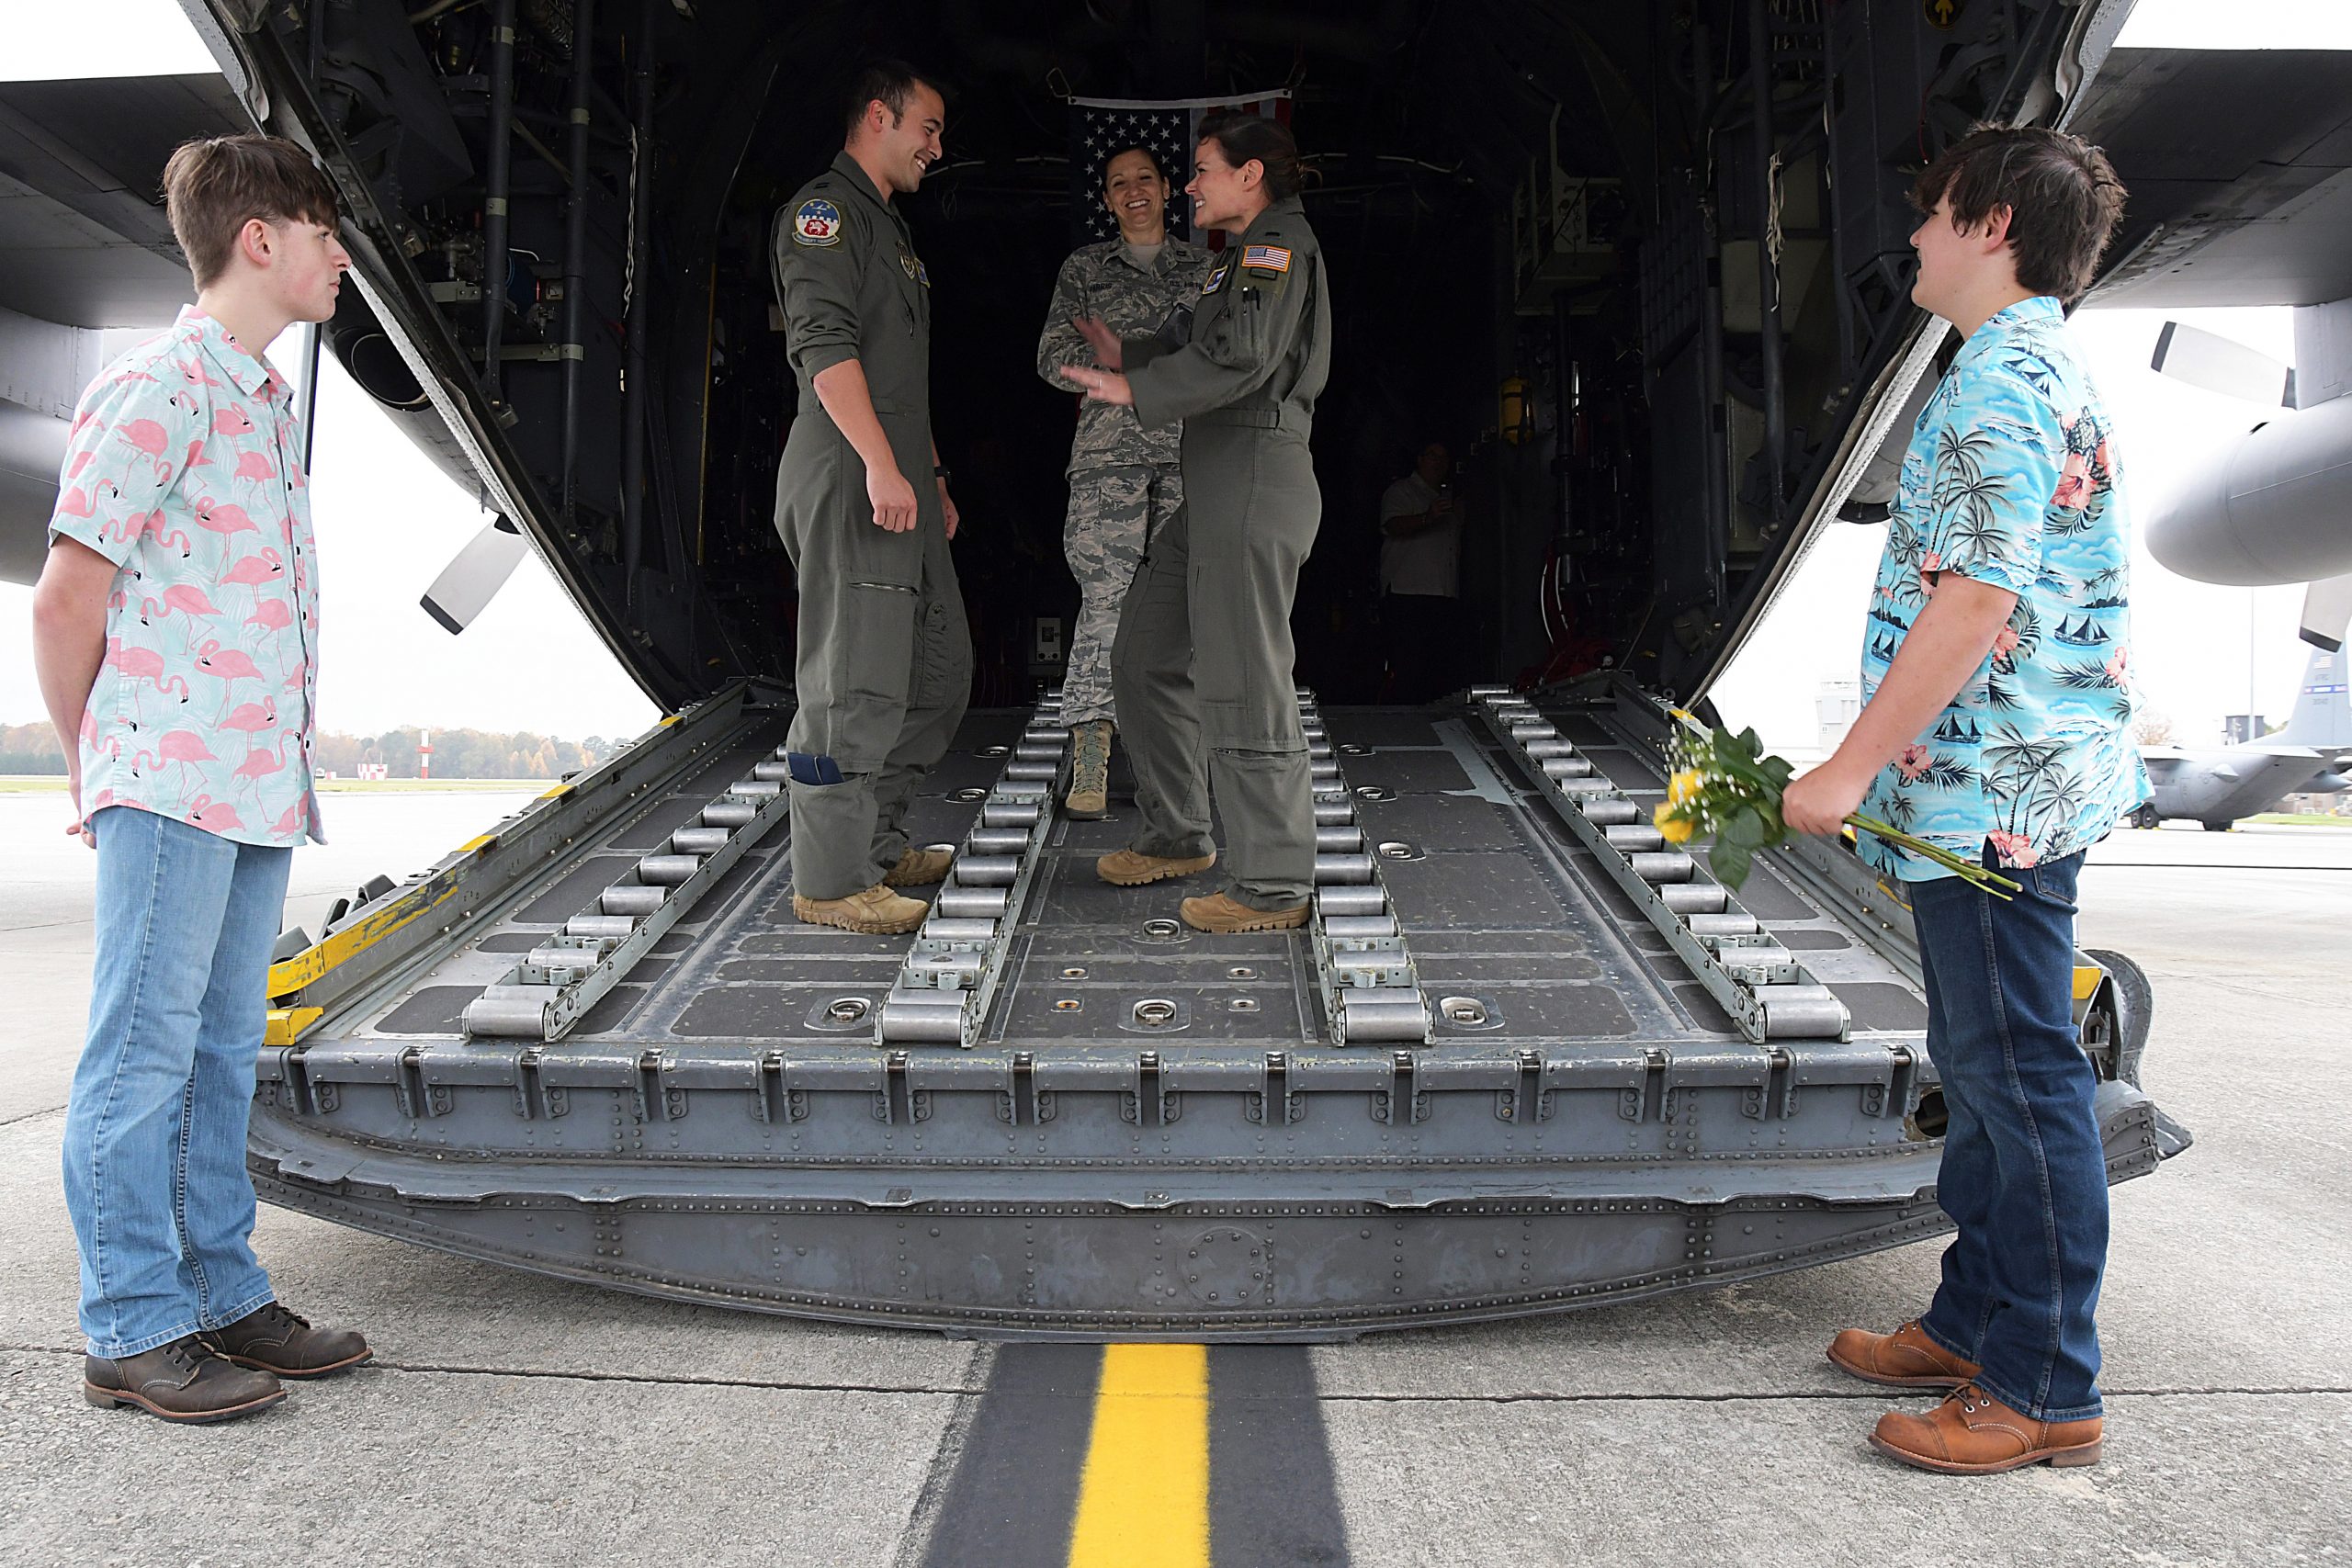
[1781,124,2150,1474]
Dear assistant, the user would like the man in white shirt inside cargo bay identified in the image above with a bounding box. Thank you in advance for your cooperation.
[1377,440,1466,703]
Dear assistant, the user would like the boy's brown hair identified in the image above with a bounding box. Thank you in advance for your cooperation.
[1911,125,2128,304]
[161,134,342,290]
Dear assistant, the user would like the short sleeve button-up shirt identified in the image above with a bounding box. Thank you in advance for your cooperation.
[1858,295,2150,880]
[48,306,324,847]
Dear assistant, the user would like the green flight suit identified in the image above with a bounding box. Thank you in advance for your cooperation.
[771,151,973,901]
[1112,197,1332,909]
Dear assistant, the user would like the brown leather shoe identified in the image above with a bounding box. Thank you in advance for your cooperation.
[882,845,954,887]
[1871,1383,2104,1474]
[795,884,927,934]
[1179,892,1310,933]
[84,1336,284,1423]
[1097,847,1216,886]
[1827,1318,1982,1390]
[198,1301,372,1380]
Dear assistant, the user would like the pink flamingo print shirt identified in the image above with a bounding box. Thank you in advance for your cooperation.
[48,306,324,847]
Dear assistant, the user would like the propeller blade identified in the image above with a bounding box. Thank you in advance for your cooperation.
[2301,572,2352,653]
[2151,321,2295,407]
[420,513,530,635]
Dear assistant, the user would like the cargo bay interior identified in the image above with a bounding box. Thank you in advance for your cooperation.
[308,0,2086,711]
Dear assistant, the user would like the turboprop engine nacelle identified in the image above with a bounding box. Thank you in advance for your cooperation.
[2144,390,2352,586]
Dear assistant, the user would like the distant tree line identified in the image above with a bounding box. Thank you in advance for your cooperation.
[0,722,624,780]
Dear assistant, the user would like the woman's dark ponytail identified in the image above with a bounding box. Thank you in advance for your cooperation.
[1197,110,1305,200]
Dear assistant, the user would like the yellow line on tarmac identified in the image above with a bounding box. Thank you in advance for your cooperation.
[1067,1344,1212,1568]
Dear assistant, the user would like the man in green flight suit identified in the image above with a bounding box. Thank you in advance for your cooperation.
[771,60,973,934]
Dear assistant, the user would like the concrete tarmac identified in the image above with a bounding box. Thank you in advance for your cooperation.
[0,798,2345,1566]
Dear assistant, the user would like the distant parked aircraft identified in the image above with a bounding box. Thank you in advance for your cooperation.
[2138,647,2351,829]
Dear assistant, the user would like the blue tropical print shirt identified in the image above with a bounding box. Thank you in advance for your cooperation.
[1858,295,2151,880]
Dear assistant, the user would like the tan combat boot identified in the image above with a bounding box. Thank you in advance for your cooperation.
[1179,891,1310,933]
[1826,1319,1982,1391]
[1066,721,1114,818]
[1870,1383,2104,1473]
[883,845,954,887]
[1097,847,1217,886]
[794,883,926,934]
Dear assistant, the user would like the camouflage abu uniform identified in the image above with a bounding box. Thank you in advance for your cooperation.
[1036,237,1213,727]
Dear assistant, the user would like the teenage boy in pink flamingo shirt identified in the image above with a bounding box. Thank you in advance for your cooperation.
[31,134,372,1424]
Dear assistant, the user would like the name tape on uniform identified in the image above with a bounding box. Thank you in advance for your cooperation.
[794,197,843,246]
[1241,244,1292,275]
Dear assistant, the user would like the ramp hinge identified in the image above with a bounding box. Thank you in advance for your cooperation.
[1125,1050,1179,1127]
[875,1051,930,1125]
[999,1051,1055,1126]
[395,1044,447,1120]
[1501,1047,1552,1123]
[753,1052,806,1123]
[1374,1049,1428,1125]
[1248,1050,1303,1126]
[1622,1048,1668,1123]
[636,1049,684,1122]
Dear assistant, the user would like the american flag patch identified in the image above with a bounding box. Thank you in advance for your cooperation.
[1241,244,1292,274]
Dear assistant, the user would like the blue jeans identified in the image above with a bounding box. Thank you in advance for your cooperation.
[62,806,290,1359]
[1910,846,2108,1422]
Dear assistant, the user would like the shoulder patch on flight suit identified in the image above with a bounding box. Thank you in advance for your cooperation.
[1202,262,1230,296]
[916,259,931,288]
[794,197,843,246]
[1241,244,1292,275]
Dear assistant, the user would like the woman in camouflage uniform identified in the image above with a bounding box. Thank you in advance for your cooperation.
[1036,146,1212,816]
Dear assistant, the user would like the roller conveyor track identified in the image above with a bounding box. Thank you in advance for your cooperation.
[1295,690,1434,1045]
[1468,686,1851,1043]
[460,756,791,1041]
[877,696,1069,1046]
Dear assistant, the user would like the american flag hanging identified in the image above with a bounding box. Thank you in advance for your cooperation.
[1068,90,1294,250]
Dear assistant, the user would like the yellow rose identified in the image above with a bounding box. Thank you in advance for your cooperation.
[1668,768,1701,806]
[1653,801,1696,843]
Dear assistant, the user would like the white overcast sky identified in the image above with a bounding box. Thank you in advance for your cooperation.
[0,0,2342,750]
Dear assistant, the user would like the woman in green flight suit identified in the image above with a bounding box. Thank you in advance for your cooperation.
[1063,113,1331,933]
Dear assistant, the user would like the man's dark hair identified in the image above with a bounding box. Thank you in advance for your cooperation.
[1197,110,1306,201]
[161,134,341,290]
[844,59,941,138]
[1910,124,2127,303]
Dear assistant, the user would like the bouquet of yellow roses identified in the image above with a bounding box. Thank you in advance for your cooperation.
[1654,711,2020,899]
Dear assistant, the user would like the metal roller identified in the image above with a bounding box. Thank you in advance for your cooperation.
[1339,992,1431,1043]
[1313,802,1356,826]
[1316,885,1386,918]
[752,760,792,782]
[1315,825,1364,852]
[1332,949,1410,983]
[565,914,639,941]
[637,854,701,886]
[462,996,554,1039]
[1509,721,1555,741]
[878,993,965,1043]
[526,944,602,976]
[729,778,782,797]
[1013,742,1062,762]
[1542,756,1596,778]
[1605,824,1664,852]
[1660,883,1728,915]
[921,918,997,942]
[1308,761,1341,779]
[1758,983,1849,1040]
[1524,739,1577,759]
[671,827,731,855]
[700,801,757,829]
[1002,761,1058,782]
[965,829,1029,855]
[1629,852,1696,884]
[1583,798,1640,825]
[952,855,1019,886]
[1551,775,1613,795]
[1020,730,1064,748]
[1686,912,1760,937]
[1321,914,1397,940]
[981,802,1041,828]
[1314,852,1375,885]
[935,886,1008,919]
[907,951,983,987]
[601,885,666,917]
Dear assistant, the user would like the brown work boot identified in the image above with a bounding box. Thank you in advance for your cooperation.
[1065,721,1114,818]
[84,1336,284,1424]
[1827,1318,1982,1390]
[1097,846,1216,886]
[1871,1383,2104,1473]
[198,1301,372,1380]
[795,883,927,933]
[883,845,954,887]
[1179,892,1311,933]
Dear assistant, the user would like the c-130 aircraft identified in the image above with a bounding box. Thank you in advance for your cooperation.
[2,0,2270,1337]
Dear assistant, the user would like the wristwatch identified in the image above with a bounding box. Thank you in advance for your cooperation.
[933,465,951,482]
